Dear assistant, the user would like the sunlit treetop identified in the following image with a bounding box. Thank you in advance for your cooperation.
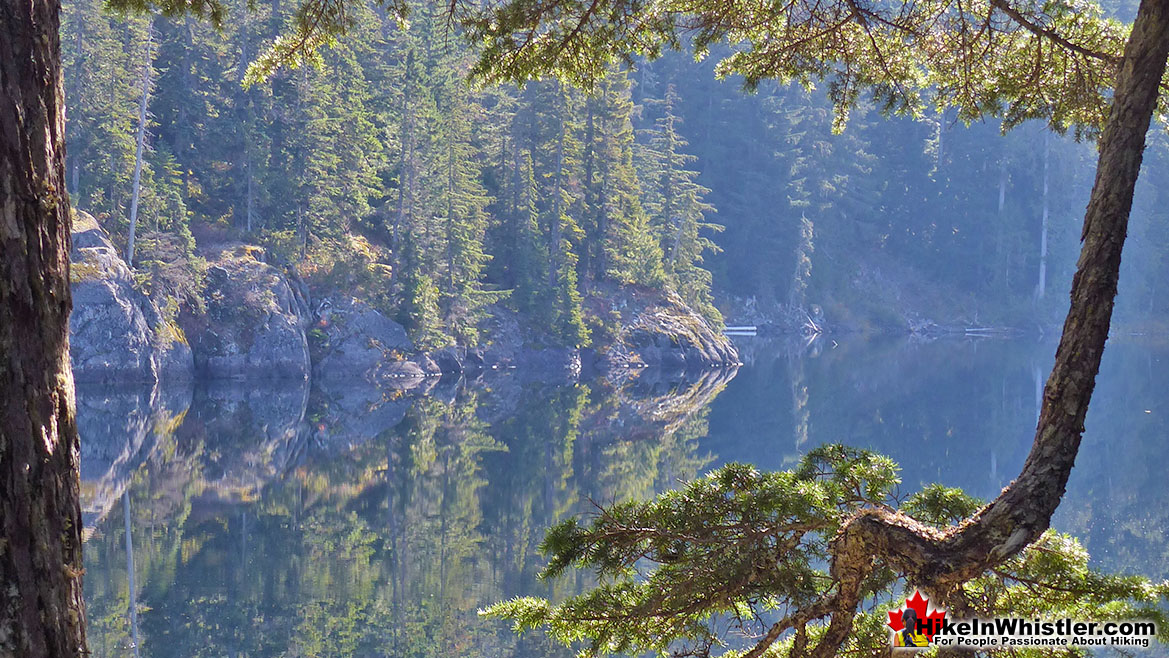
[462,0,1130,135]
[105,0,1138,135]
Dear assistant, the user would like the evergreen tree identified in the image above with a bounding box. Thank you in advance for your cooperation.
[434,51,498,344]
[513,80,589,344]
[637,83,720,321]
[62,0,151,234]
[580,70,665,289]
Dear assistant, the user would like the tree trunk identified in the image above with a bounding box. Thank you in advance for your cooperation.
[994,154,1008,291]
[127,21,154,265]
[549,82,567,286]
[394,50,416,255]
[69,19,84,200]
[930,0,1169,582]
[734,1,1169,655]
[123,491,141,658]
[245,149,255,233]
[178,18,194,202]
[0,0,89,655]
[1038,130,1050,300]
[816,2,1169,652]
[582,98,597,282]
[446,141,457,294]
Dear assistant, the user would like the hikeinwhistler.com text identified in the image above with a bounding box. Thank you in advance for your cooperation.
[919,617,1157,649]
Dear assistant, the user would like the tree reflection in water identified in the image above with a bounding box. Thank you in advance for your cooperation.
[80,367,733,657]
[80,338,1169,656]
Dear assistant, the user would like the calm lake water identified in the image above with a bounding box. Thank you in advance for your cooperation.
[78,337,1169,656]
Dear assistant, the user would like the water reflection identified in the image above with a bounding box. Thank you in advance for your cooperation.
[78,381,191,539]
[703,336,1169,578]
[80,338,1169,656]
[80,368,732,657]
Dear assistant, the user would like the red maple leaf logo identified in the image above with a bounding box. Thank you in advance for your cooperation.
[887,590,947,641]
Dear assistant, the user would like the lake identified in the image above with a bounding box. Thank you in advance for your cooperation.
[78,336,1169,656]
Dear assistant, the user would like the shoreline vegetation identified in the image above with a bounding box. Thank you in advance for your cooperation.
[73,206,1168,391]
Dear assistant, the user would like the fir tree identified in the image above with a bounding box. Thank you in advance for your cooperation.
[582,69,666,289]
[637,83,721,322]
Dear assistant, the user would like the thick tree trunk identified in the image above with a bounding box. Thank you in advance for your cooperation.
[0,0,88,655]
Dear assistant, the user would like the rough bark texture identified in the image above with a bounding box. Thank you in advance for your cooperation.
[732,0,1169,655]
[786,0,1169,655]
[906,0,1169,588]
[0,0,89,653]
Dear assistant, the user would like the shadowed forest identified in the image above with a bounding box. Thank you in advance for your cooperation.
[63,0,1169,339]
[38,0,1169,654]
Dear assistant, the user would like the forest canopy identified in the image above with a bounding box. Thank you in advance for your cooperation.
[54,0,1169,654]
[103,0,1135,134]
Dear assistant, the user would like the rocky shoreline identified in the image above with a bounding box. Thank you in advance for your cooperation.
[68,213,740,387]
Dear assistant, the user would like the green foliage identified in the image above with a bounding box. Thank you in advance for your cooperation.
[902,484,983,527]
[68,0,1169,345]
[636,82,721,323]
[298,234,394,310]
[484,447,897,655]
[402,271,449,349]
[462,0,1127,138]
[483,446,1169,657]
[552,245,589,345]
[581,69,667,289]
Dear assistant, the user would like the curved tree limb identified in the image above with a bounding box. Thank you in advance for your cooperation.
[989,0,1121,65]
[817,0,1169,646]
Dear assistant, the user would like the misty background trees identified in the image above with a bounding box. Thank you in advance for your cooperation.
[10,0,1166,653]
[62,0,1169,341]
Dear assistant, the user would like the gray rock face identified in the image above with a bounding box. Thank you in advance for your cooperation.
[69,212,194,383]
[432,346,465,373]
[70,214,734,386]
[184,247,311,380]
[600,291,740,371]
[518,347,582,380]
[312,378,416,447]
[184,379,311,496]
[313,298,429,381]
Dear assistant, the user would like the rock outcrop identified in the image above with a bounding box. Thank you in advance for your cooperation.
[179,379,311,499]
[71,215,736,385]
[597,289,740,372]
[311,290,736,384]
[311,297,429,380]
[182,245,311,380]
[69,212,193,383]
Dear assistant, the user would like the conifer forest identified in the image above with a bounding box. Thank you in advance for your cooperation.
[5,0,1169,655]
[61,0,1169,339]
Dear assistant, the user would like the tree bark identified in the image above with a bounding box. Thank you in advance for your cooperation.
[0,0,88,656]
[928,0,1169,583]
[811,3,1169,654]
[729,1,1169,655]
[549,81,567,286]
